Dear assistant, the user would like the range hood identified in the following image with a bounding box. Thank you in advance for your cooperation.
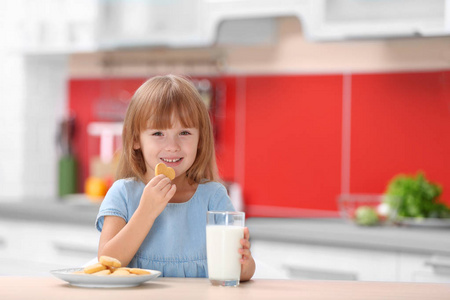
[97,0,450,49]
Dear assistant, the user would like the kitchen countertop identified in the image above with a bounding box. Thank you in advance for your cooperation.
[0,197,100,226]
[1,200,449,255]
[246,218,450,255]
[1,277,449,300]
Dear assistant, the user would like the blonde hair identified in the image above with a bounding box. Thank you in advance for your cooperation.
[117,75,219,184]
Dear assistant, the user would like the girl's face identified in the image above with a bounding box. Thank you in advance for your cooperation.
[135,117,199,182]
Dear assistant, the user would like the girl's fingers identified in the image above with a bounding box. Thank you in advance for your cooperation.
[155,177,172,190]
[159,181,176,201]
[239,249,252,264]
[147,174,166,187]
[166,184,177,199]
[240,257,250,263]
[239,228,253,264]
[240,227,251,248]
[160,183,171,195]
[239,248,251,257]
[145,175,175,202]
[240,239,250,249]
[243,227,250,240]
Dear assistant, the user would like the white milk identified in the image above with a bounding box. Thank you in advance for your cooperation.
[206,225,244,281]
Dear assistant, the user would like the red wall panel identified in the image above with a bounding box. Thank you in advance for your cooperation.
[243,75,343,213]
[215,76,236,182]
[68,78,146,191]
[350,71,450,205]
[68,71,449,214]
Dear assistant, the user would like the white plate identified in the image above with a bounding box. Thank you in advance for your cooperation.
[50,268,161,288]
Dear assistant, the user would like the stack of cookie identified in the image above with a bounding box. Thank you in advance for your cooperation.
[78,256,151,276]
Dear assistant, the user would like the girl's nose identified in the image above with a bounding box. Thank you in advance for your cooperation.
[165,135,181,152]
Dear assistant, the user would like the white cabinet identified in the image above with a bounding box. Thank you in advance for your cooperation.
[251,240,450,283]
[252,240,397,281]
[398,253,450,283]
[98,0,205,48]
[0,220,99,276]
[16,0,99,54]
[308,0,450,41]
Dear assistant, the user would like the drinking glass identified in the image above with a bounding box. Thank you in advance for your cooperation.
[206,211,245,287]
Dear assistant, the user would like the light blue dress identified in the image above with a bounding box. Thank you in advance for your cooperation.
[95,178,235,278]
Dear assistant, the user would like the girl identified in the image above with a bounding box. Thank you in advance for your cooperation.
[95,75,255,281]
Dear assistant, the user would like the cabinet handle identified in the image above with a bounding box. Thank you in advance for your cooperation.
[0,237,5,248]
[283,265,358,280]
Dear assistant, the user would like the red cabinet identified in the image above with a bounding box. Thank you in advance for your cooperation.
[350,71,450,199]
[242,75,343,213]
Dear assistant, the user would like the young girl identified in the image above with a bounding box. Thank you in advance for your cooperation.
[95,75,255,281]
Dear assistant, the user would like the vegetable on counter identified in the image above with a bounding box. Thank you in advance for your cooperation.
[354,206,379,226]
[385,172,450,219]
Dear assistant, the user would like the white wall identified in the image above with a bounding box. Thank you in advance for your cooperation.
[0,0,27,199]
[0,0,87,201]
[22,56,69,200]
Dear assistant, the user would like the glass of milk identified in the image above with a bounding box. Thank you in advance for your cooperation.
[206,211,245,287]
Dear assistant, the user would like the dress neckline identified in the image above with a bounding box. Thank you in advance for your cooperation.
[166,183,202,206]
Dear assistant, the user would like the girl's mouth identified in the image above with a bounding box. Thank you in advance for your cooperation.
[161,157,183,166]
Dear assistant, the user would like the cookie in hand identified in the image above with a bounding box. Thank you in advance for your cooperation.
[155,163,175,180]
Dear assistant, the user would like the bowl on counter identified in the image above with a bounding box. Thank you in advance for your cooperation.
[337,194,400,226]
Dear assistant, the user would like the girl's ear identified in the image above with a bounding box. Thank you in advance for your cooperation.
[133,140,141,150]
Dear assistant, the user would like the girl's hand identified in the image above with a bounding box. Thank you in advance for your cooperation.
[239,227,256,281]
[139,174,176,218]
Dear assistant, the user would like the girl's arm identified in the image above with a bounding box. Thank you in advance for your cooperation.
[239,227,256,281]
[97,208,156,267]
[98,175,176,267]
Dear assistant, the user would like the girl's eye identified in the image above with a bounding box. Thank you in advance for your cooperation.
[180,131,191,136]
[152,131,163,136]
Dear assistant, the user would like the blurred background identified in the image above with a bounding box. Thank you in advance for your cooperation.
[0,0,449,281]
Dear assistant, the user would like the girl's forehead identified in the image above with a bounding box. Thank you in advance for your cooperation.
[145,113,196,129]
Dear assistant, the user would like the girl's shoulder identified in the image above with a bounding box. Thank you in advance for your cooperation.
[112,177,143,188]
[198,180,227,194]
[198,181,235,211]
[108,178,145,197]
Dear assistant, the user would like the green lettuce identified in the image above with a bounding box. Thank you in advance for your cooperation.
[385,172,450,219]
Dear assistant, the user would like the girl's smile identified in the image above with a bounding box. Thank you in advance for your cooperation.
[160,157,183,167]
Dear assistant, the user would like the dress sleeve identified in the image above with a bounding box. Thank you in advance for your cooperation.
[208,182,236,212]
[95,180,129,232]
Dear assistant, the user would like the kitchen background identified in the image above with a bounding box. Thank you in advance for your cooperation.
[0,0,449,281]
